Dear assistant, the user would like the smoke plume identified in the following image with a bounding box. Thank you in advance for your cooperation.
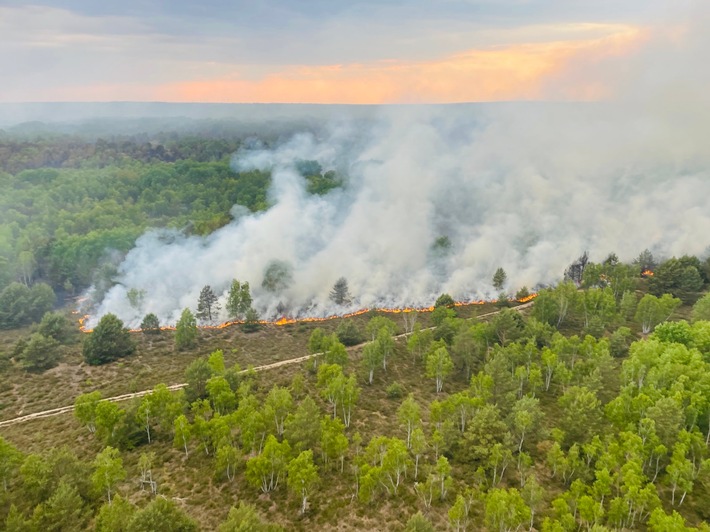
[85,98,710,328]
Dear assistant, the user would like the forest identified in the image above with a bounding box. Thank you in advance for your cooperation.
[2,130,710,530]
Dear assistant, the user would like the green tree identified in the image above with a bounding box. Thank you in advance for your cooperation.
[19,332,61,372]
[493,267,508,291]
[91,446,126,504]
[320,416,348,471]
[635,293,681,334]
[426,346,454,393]
[216,444,241,482]
[38,311,75,344]
[509,396,542,452]
[242,307,261,332]
[261,260,293,293]
[95,495,136,532]
[175,308,198,350]
[245,435,291,493]
[34,480,87,531]
[287,450,319,514]
[265,386,293,437]
[404,512,435,532]
[362,343,383,385]
[127,497,198,532]
[140,313,160,334]
[218,502,281,532]
[83,313,135,365]
[74,391,103,434]
[0,436,21,491]
[330,277,351,305]
[196,284,220,323]
[650,257,704,303]
[484,488,531,532]
[691,292,710,323]
[284,396,322,452]
[336,320,363,346]
[398,394,421,448]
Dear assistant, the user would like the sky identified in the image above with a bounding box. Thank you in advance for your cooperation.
[0,1,701,103]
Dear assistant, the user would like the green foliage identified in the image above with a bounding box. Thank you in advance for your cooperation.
[241,307,261,332]
[287,450,319,514]
[139,313,160,334]
[83,313,135,365]
[493,267,507,290]
[95,495,136,531]
[650,257,704,303]
[691,292,710,323]
[19,332,61,372]
[261,260,293,293]
[196,285,220,323]
[386,381,404,399]
[175,308,198,350]
[405,511,435,531]
[38,311,76,344]
[435,293,455,308]
[218,501,283,531]
[0,282,56,329]
[329,277,351,305]
[128,497,198,532]
[226,280,253,319]
[91,446,126,504]
[335,320,363,346]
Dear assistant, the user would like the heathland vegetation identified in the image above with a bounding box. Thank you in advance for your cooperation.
[3,130,710,530]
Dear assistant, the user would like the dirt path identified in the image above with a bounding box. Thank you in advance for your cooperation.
[0,301,535,429]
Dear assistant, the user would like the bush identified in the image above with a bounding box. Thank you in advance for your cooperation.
[336,321,363,346]
[83,314,135,365]
[434,293,455,308]
[386,382,404,399]
[20,333,61,372]
[140,313,160,334]
[38,311,76,344]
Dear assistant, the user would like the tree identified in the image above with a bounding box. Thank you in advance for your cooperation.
[398,394,421,448]
[140,313,160,334]
[321,416,348,470]
[435,293,455,308]
[265,386,293,437]
[449,494,468,532]
[218,502,280,532]
[0,436,21,491]
[173,414,191,457]
[95,495,136,532]
[635,294,681,334]
[493,267,508,291]
[691,292,710,323]
[95,401,125,443]
[426,346,454,393]
[74,391,103,434]
[362,343,383,384]
[37,311,75,344]
[128,497,198,531]
[175,308,198,350]
[287,450,319,514]
[225,279,253,320]
[336,320,363,346]
[91,446,126,504]
[196,285,220,323]
[19,332,61,372]
[284,396,322,452]
[242,307,261,332]
[138,451,157,493]
[83,313,135,365]
[509,396,542,452]
[405,512,435,532]
[216,444,241,482]
[34,480,87,531]
[650,257,704,303]
[262,260,293,293]
[246,435,291,493]
[330,277,351,305]
[484,488,531,532]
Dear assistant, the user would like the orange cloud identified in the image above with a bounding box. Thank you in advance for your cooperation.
[158,25,647,104]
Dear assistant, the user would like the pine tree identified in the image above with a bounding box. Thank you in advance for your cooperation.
[196,285,220,323]
[493,267,507,291]
[330,277,351,305]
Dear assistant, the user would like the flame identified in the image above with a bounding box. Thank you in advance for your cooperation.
[641,270,654,277]
[77,293,537,333]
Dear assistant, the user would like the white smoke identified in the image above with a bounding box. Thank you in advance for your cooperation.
[87,98,710,328]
